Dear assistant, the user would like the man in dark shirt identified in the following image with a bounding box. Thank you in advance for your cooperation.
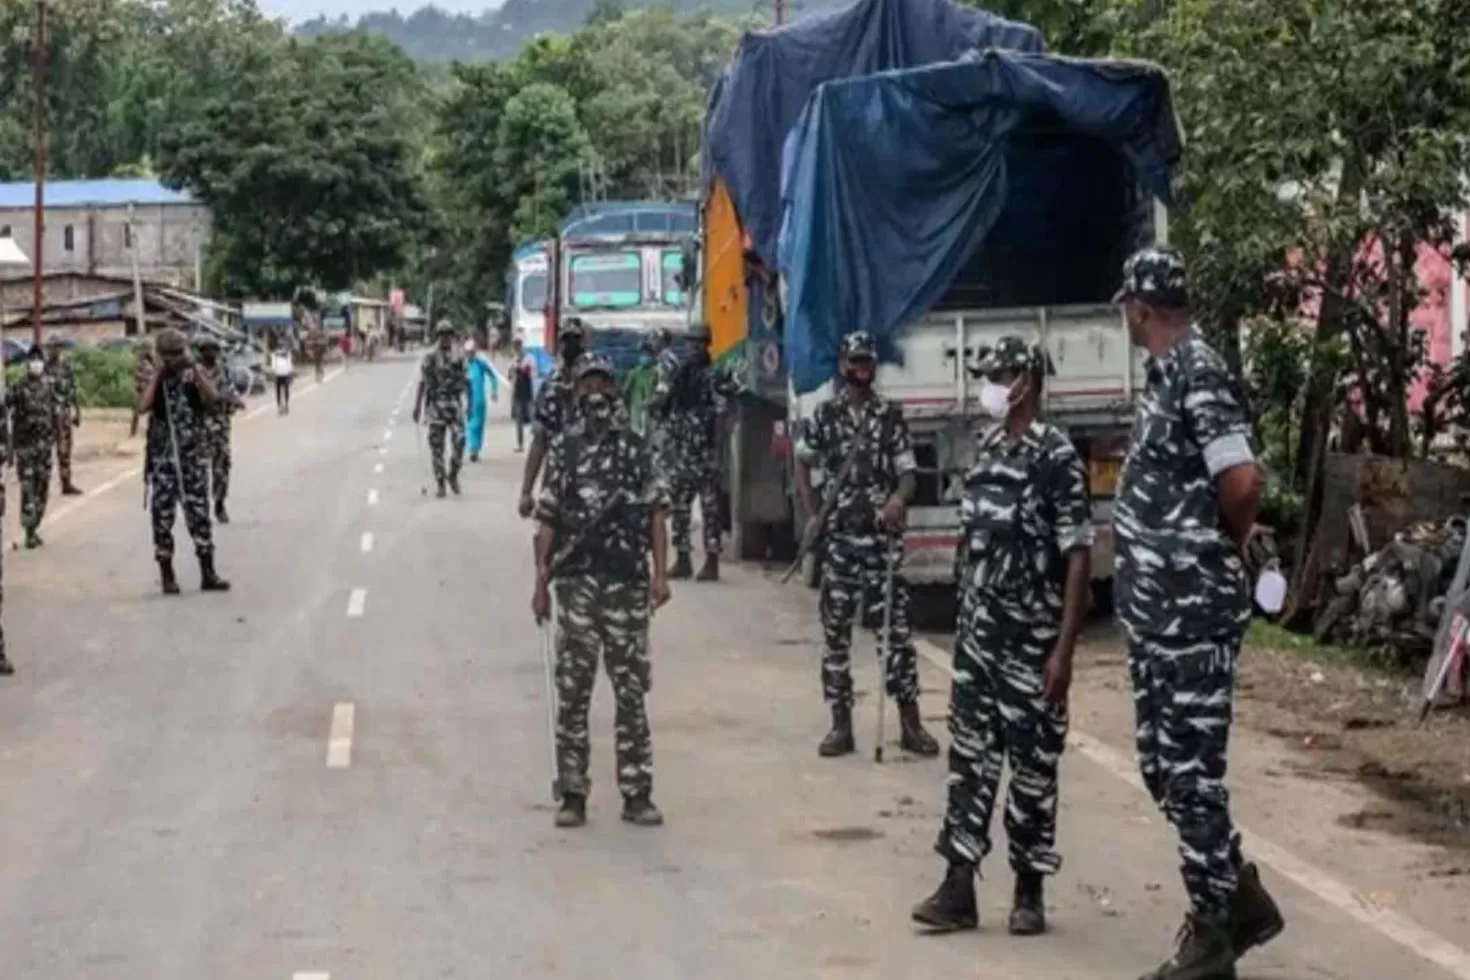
[1112,246,1283,979]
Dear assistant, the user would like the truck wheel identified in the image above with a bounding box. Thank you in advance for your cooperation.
[736,519,770,561]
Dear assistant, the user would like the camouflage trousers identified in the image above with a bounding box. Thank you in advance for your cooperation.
[937,591,1067,874]
[0,485,7,663]
[149,445,214,561]
[16,442,52,534]
[819,533,919,707]
[553,573,653,800]
[669,456,721,557]
[54,418,74,486]
[427,417,465,486]
[1127,629,1243,920]
[205,418,232,505]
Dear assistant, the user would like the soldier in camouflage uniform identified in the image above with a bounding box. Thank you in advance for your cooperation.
[413,321,471,498]
[912,337,1092,938]
[44,337,83,495]
[131,341,156,437]
[9,348,56,550]
[794,331,939,759]
[532,352,672,829]
[139,328,231,596]
[652,324,737,581]
[1113,247,1283,980]
[196,337,243,523]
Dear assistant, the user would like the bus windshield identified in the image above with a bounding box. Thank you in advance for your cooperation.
[569,252,643,309]
[661,251,684,306]
[519,272,546,314]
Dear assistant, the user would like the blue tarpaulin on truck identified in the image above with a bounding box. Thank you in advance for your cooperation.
[779,50,1182,394]
[704,0,1042,269]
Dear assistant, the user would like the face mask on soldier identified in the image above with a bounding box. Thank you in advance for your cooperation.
[26,360,43,377]
[580,391,613,422]
[978,376,1023,419]
[843,360,874,389]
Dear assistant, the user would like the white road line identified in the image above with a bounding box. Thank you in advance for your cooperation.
[360,532,374,553]
[294,974,330,980]
[346,588,367,618]
[378,446,388,456]
[46,465,143,529]
[374,462,384,474]
[367,489,379,506]
[326,703,355,770]
[909,637,1470,980]
[383,429,393,441]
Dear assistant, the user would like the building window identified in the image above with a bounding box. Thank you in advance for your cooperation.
[124,224,133,249]
[63,224,75,252]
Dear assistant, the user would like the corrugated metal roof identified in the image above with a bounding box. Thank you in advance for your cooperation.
[0,179,196,209]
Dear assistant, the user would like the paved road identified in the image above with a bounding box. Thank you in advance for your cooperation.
[0,355,1461,979]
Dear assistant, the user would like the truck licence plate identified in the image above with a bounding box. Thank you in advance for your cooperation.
[1089,458,1122,497]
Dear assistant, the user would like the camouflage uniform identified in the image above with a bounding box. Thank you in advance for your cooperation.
[147,368,215,561]
[45,351,79,489]
[0,398,10,674]
[797,386,921,708]
[535,365,669,804]
[197,359,235,512]
[653,346,736,559]
[938,341,1093,876]
[1113,248,1255,926]
[420,347,467,487]
[8,371,56,539]
[532,363,576,440]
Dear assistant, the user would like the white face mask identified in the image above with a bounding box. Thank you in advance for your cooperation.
[978,378,1020,419]
[1254,562,1287,615]
[27,361,43,377]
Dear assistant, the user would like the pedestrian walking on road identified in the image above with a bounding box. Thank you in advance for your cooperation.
[307,325,328,383]
[44,337,82,495]
[0,394,13,677]
[621,338,659,437]
[1112,246,1283,980]
[196,337,243,524]
[139,328,231,596]
[509,338,536,453]
[9,347,56,550]
[532,352,672,829]
[652,323,737,582]
[793,331,939,760]
[912,337,1092,938]
[271,346,294,415]
[464,338,499,463]
[414,321,470,497]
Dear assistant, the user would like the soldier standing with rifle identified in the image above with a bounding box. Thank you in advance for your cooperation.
[532,353,672,829]
[139,328,231,596]
[517,320,596,517]
[196,337,243,524]
[44,337,82,496]
[10,348,56,550]
[793,331,939,760]
[413,321,471,498]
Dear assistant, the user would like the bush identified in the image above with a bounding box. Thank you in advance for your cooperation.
[72,348,138,409]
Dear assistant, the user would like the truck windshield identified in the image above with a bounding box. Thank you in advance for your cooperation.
[519,272,546,314]
[660,251,684,306]
[569,252,643,309]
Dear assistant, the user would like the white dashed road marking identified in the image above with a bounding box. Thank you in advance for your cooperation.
[367,489,379,506]
[909,637,1470,980]
[326,703,355,770]
[360,532,374,554]
[346,588,367,618]
[383,429,393,442]
[374,463,384,475]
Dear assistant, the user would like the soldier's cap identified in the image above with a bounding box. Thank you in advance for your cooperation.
[1112,245,1189,309]
[840,331,877,362]
[154,328,188,356]
[975,336,1053,379]
[196,335,221,351]
[435,321,456,336]
[43,334,67,348]
[574,352,616,382]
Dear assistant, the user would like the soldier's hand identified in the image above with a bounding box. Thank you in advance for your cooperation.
[877,495,907,532]
[651,575,672,611]
[411,407,421,425]
[1041,648,1073,706]
[532,578,551,624]
[72,414,81,428]
[518,491,535,519]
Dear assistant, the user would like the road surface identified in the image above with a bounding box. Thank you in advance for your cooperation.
[0,354,1464,979]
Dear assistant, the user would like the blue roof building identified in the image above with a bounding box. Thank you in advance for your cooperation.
[0,179,195,210]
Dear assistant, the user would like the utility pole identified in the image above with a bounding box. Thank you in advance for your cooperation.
[128,204,146,338]
[774,0,785,25]
[31,0,48,346]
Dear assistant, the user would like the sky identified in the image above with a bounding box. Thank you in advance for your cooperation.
[259,0,500,23]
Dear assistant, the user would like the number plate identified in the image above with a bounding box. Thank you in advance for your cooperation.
[1089,458,1122,497]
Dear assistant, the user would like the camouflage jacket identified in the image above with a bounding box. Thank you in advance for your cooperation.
[196,362,237,424]
[146,370,209,457]
[420,349,467,422]
[535,422,669,582]
[533,362,629,439]
[960,420,1093,618]
[46,358,79,418]
[654,354,738,459]
[134,354,156,396]
[796,388,916,536]
[8,374,55,448]
[1114,328,1256,640]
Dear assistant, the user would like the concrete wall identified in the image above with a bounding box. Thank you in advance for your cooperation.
[1316,453,1470,571]
[0,202,210,286]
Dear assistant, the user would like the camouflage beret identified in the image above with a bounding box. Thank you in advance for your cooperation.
[840,330,876,360]
[1113,245,1189,309]
[977,335,1051,378]
[574,352,615,381]
[154,328,187,356]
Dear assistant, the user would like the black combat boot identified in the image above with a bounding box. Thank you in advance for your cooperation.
[1230,862,1284,957]
[818,703,856,757]
[898,699,941,756]
[0,654,14,676]
[695,554,719,581]
[911,861,978,932]
[670,551,694,580]
[215,500,230,524]
[555,793,587,828]
[1140,914,1237,980]
[62,482,83,496]
[1008,873,1047,935]
[448,473,462,496]
[621,795,665,827]
[199,554,231,592]
[23,529,42,550]
[159,559,182,596]
[435,481,447,499]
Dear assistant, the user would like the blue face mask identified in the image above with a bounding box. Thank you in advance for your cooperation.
[638,353,653,366]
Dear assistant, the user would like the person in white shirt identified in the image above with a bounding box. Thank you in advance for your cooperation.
[271,344,295,415]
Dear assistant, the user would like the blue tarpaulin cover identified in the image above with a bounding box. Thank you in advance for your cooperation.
[704,0,1042,268]
[779,50,1182,393]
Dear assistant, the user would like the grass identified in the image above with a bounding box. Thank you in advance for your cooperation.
[1246,619,1407,675]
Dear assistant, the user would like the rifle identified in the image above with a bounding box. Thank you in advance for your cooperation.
[781,434,864,584]
[547,489,631,579]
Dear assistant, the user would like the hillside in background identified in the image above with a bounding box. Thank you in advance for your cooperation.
[294,0,831,61]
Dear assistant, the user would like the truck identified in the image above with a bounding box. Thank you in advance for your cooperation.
[507,240,549,352]
[541,200,698,374]
[695,0,1183,601]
